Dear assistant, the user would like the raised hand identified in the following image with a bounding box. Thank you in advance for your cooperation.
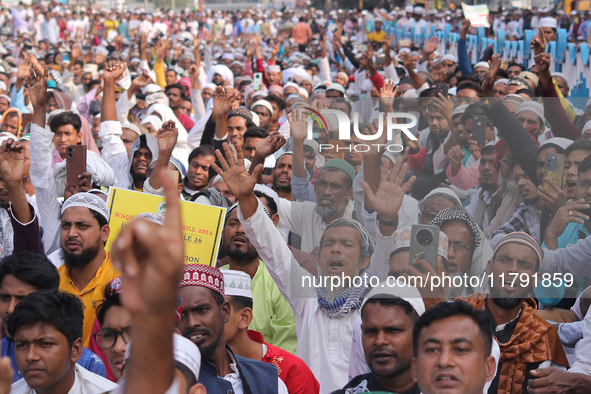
[400,51,413,71]
[531,28,547,56]
[447,145,465,176]
[482,54,501,97]
[255,130,286,159]
[460,18,471,39]
[64,172,93,199]
[17,56,32,81]
[132,70,153,88]
[0,139,25,185]
[361,157,416,221]
[103,60,127,82]
[189,62,200,89]
[382,33,393,51]
[379,81,398,112]
[157,120,179,155]
[26,65,48,110]
[212,86,238,120]
[155,40,166,62]
[538,177,569,213]
[71,44,82,61]
[544,199,590,248]
[431,94,454,123]
[211,143,263,202]
[423,36,440,55]
[534,53,551,73]
[288,109,308,141]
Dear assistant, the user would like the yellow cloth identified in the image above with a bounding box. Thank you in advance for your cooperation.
[103,20,119,37]
[552,78,577,124]
[368,30,387,42]
[59,253,120,347]
[154,60,166,89]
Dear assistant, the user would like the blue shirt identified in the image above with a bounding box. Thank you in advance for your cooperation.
[1,337,107,383]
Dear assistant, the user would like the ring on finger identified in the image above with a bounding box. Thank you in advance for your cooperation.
[569,210,573,216]
[222,165,230,172]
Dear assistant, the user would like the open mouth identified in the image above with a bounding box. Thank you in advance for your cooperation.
[232,235,247,245]
[566,180,577,191]
[318,198,333,206]
[435,373,459,386]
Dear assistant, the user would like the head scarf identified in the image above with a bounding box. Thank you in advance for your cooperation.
[178,77,192,97]
[206,64,234,86]
[0,108,22,136]
[140,115,163,131]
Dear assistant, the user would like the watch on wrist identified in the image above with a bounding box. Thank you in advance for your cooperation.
[378,215,398,227]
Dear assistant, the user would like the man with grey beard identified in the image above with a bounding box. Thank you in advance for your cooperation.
[275,157,357,253]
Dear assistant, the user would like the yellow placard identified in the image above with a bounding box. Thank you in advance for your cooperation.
[106,188,226,266]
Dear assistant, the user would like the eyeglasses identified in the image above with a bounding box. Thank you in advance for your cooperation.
[577,179,591,189]
[510,173,529,183]
[449,242,474,254]
[94,327,131,350]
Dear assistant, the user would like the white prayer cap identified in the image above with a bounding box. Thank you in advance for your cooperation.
[474,61,490,70]
[361,284,425,316]
[494,78,509,86]
[413,6,424,14]
[283,82,300,91]
[61,192,110,222]
[221,53,234,61]
[221,269,253,299]
[0,81,7,92]
[452,104,469,117]
[251,91,268,100]
[121,122,143,136]
[298,87,309,98]
[143,84,162,94]
[539,17,558,29]
[267,65,281,73]
[130,58,140,64]
[203,83,217,91]
[441,54,457,63]
[173,334,201,381]
[405,5,414,12]
[251,99,274,115]
[516,101,545,123]
[251,111,261,126]
[583,121,591,134]
[541,137,574,150]
[326,83,346,95]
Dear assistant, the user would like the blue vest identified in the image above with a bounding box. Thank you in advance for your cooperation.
[198,345,279,394]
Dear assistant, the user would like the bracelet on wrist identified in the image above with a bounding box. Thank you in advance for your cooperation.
[378,215,398,227]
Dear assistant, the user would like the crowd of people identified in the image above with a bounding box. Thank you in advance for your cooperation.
[1,2,591,394]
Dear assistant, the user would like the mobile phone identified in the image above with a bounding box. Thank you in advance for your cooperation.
[409,225,440,271]
[471,116,487,145]
[253,72,263,91]
[435,84,449,97]
[408,111,420,137]
[66,145,87,187]
[542,153,565,191]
